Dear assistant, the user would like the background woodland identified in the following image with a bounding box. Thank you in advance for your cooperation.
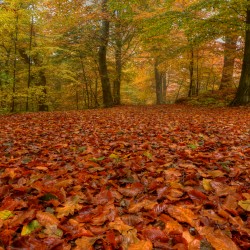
[0,0,250,112]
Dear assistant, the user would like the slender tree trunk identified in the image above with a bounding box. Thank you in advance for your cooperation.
[231,6,250,105]
[188,48,195,97]
[37,70,48,111]
[94,78,100,107]
[162,72,167,103]
[220,35,237,90]
[196,50,199,96]
[11,12,19,112]
[76,88,79,110]
[154,58,163,104]
[206,64,214,90]
[26,14,34,111]
[175,79,184,102]
[80,56,90,108]
[93,71,100,107]
[98,0,113,107]
[113,41,122,105]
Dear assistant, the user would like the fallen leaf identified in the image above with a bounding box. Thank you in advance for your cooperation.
[21,220,41,236]
[202,179,213,191]
[109,217,133,233]
[238,200,250,211]
[128,240,153,250]
[56,196,83,218]
[197,226,239,250]
[0,210,14,220]
[75,236,97,250]
[167,206,199,228]
[36,211,59,226]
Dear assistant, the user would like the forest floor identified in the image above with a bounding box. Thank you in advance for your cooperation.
[0,105,250,250]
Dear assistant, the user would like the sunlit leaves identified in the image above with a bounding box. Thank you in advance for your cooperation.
[0,210,14,220]
[238,200,250,211]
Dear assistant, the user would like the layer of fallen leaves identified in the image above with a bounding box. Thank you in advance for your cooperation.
[0,105,249,250]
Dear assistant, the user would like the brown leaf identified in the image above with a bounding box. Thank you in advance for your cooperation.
[210,181,237,197]
[128,240,153,250]
[142,226,168,242]
[92,190,114,205]
[36,211,59,226]
[118,182,144,197]
[197,226,239,250]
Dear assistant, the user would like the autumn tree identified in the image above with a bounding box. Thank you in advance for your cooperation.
[109,2,138,105]
[98,0,113,107]
[231,1,250,105]
[220,35,238,90]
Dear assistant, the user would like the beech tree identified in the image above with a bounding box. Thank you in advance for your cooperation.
[219,35,238,90]
[231,1,250,105]
[98,0,113,107]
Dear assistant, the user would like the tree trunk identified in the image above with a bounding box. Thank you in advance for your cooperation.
[188,48,195,97]
[98,0,113,107]
[113,41,122,105]
[154,58,163,104]
[196,50,199,96]
[11,12,19,112]
[80,56,90,108]
[231,6,250,106]
[26,14,34,111]
[162,72,167,103]
[37,70,48,111]
[220,35,237,90]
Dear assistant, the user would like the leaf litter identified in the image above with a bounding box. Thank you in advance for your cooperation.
[0,105,249,249]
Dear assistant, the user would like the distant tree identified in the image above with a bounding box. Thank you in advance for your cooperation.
[219,35,238,90]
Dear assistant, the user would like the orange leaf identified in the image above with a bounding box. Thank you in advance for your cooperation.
[167,206,199,227]
[75,236,97,250]
[197,226,239,250]
[109,217,133,233]
[160,214,183,234]
[128,240,153,250]
[128,200,157,213]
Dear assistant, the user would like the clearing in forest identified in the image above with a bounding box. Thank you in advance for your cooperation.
[0,105,249,250]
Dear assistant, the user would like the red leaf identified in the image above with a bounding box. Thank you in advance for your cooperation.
[142,226,168,242]
[118,182,144,197]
